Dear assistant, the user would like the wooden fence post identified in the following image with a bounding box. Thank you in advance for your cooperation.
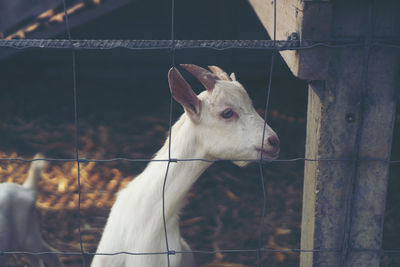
[301,1,398,266]
[249,0,399,266]
[301,50,397,266]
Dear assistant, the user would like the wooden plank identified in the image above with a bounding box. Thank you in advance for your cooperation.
[248,0,332,80]
[0,0,134,61]
[0,0,82,33]
[300,0,399,266]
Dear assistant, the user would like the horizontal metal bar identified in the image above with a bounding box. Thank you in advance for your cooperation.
[0,39,294,50]
[0,39,399,51]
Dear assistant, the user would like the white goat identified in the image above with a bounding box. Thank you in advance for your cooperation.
[0,154,63,267]
[91,64,280,267]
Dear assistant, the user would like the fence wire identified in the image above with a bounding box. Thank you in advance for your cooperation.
[61,0,86,266]
[0,39,399,51]
[340,1,375,265]
[1,0,400,266]
[161,0,176,265]
[3,247,400,257]
[0,156,399,164]
[256,0,277,264]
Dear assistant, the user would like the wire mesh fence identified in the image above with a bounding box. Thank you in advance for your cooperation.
[0,0,400,266]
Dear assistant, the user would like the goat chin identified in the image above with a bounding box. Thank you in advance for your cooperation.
[233,160,251,167]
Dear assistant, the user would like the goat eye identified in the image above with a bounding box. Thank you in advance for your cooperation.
[221,108,234,119]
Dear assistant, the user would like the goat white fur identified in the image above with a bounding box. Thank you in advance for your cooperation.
[91,64,279,267]
[0,154,63,267]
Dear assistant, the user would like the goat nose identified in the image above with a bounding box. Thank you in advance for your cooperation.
[267,135,280,153]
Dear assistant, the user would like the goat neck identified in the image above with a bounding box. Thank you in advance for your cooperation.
[131,114,211,220]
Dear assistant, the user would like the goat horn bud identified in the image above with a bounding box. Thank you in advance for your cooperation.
[180,64,219,92]
[208,65,232,81]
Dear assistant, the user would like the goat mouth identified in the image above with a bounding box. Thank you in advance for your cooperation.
[256,148,279,160]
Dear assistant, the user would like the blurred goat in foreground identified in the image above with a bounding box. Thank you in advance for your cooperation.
[0,154,63,267]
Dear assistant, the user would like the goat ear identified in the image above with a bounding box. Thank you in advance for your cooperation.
[208,65,232,81]
[180,64,219,92]
[230,72,236,81]
[168,67,201,122]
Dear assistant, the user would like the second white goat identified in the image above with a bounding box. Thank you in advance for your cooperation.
[0,154,63,267]
[91,64,280,267]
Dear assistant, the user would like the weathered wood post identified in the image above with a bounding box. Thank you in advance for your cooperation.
[248,0,399,266]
